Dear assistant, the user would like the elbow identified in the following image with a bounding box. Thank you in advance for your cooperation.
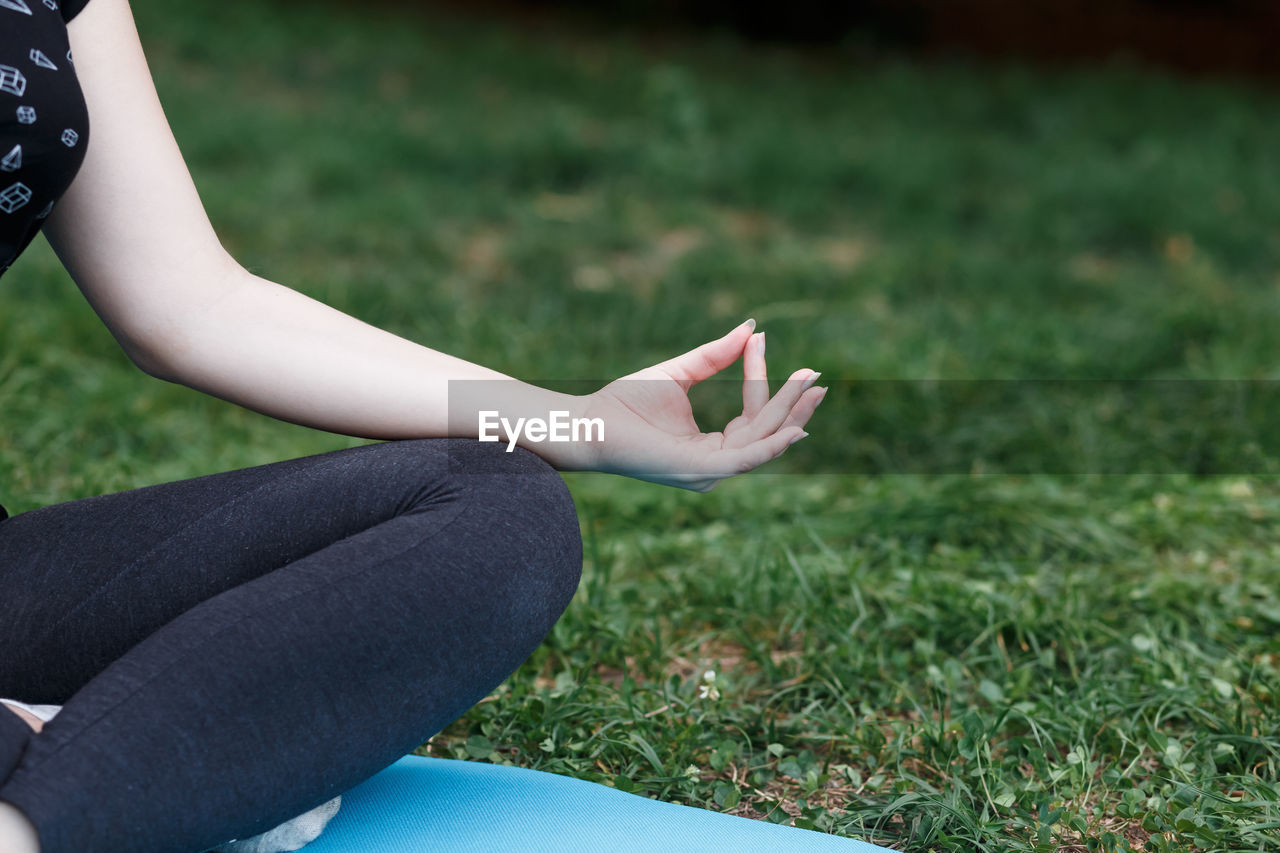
[128,344,178,383]
[111,260,252,385]
[117,324,188,383]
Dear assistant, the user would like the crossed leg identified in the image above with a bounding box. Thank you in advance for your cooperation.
[0,439,582,853]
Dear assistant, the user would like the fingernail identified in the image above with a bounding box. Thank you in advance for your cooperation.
[801,371,821,391]
[815,386,828,402]
[743,318,756,331]
[758,332,766,355]
[788,430,809,446]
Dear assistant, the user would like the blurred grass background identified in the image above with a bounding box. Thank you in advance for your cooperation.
[2,0,1278,849]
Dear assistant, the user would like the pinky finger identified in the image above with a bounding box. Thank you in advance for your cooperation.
[707,425,807,478]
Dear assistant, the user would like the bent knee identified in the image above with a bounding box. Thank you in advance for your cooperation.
[450,442,583,621]
[361,439,582,613]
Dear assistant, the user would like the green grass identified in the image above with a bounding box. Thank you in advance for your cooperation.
[3,1,1279,849]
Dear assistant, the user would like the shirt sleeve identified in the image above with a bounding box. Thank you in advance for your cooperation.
[60,0,93,23]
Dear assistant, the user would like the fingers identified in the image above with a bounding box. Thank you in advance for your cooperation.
[705,425,807,481]
[730,368,821,445]
[636,323,824,490]
[659,319,755,390]
[675,422,808,491]
[742,332,769,418]
[780,385,826,432]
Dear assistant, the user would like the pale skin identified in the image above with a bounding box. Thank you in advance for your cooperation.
[0,0,825,848]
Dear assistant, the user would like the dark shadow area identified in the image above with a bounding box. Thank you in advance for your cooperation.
[356,0,1280,79]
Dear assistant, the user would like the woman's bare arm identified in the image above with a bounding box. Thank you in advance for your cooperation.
[47,0,821,489]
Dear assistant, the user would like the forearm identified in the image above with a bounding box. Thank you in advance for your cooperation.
[144,270,590,465]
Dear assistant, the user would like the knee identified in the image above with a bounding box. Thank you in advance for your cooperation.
[446,439,583,628]
[351,439,582,637]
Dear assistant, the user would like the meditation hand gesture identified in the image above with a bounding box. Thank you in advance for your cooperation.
[573,321,825,491]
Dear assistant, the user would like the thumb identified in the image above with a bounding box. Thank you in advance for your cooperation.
[659,319,755,390]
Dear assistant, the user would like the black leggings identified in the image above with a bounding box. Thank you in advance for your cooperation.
[0,439,582,853]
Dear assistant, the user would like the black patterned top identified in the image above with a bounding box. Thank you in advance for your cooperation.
[1,0,91,518]
[0,0,94,277]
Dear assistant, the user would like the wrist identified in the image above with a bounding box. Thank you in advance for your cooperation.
[461,384,602,471]
[516,391,602,471]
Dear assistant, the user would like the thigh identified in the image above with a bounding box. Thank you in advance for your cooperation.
[0,440,464,702]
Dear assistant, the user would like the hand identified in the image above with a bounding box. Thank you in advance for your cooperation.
[574,320,826,490]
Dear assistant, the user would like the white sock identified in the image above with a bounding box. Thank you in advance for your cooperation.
[1,699,342,853]
[210,796,343,853]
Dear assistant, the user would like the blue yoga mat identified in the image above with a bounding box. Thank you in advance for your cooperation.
[303,756,892,852]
